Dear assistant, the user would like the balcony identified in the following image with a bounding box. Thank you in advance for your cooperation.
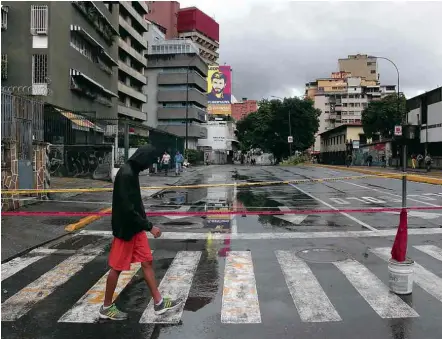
[157,123,207,139]
[132,1,149,14]
[157,88,207,107]
[119,16,147,49]
[119,2,148,31]
[157,106,206,122]
[157,72,206,92]
[119,38,147,66]
[118,104,146,121]
[147,54,208,77]
[118,61,146,84]
[118,82,146,102]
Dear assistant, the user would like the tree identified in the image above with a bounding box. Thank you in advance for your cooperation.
[235,97,320,161]
[361,93,406,139]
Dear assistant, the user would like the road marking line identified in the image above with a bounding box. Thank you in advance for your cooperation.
[139,251,201,324]
[288,183,378,231]
[1,242,107,321]
[371,247,442,303]
[221,251,261,323]
[58,261,143,323]
[413,245,442,262]
[276,251,341,322]
[78,228,442,239]
[334,259,419,318]
[338,181,441,207]
[1,249,57,282]
[231,183,238,234]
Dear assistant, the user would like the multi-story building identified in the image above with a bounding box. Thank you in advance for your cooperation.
[339,54,378,81]
[117,1,149,126]
[145,49,208,149]
[1,1,119,133]
[231,98,258,121]
[146,2,219,65]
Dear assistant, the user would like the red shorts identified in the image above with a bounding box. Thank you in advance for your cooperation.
[108,231,153,271]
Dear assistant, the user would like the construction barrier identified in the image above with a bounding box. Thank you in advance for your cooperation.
[2,205,442,217]
[1,174,384,195]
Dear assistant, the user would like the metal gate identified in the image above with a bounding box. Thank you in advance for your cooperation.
[16,118,33,189]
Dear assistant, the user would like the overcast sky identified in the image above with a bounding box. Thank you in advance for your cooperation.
[179,0,442,100]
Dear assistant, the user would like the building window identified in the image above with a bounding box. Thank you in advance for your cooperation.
[370,70,376,74]
[70,34,94,61]
[32,54,48,84]
[1,6,8,30]
[1,54,7,79]
[30,5,48,34]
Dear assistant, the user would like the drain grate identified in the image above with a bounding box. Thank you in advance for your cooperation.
[296,248,351,263]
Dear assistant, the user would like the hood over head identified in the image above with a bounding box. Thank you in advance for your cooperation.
[127,144,156,172]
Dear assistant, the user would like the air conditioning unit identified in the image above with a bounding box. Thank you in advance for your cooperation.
[30,28,48,35]
[1,22,6,30]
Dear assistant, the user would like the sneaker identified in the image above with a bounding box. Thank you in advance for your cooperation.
[99,303,128,320]
[154,297,182,315]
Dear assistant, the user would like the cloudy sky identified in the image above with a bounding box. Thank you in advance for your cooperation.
[179,0,442,100]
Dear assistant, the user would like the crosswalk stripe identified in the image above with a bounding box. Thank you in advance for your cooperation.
[334,259,419,318]
[1,249,57,282]
[275,250,341,322]
[1,242,107,321]
[139,251,201,324]
[413,245,442,262]
[371,247,442,303]
[221,251,261,323]
[58,262,143,323]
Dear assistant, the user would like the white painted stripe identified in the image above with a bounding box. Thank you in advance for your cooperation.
[78,228,442,240]
[139,251,201,324]
[334,259,418,318]
[338,181,441,207]
[1,242,106,321]
[58,262,142,323]
[371,247,442,303]
[230,215,238,235]
[221,251,261,323]
[1,249,57,282]
[288,183,378,231]
[414,245,442,262]
[276,251,341,322]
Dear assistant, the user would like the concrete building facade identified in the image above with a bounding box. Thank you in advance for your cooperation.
[1,1,119,121]
[145,52,208,149]
[117,1,149,124]
[231,99,258,121]
[145,1,179,39]
[339,54,378,81]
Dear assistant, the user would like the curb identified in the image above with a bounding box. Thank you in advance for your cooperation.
[312,164,442,185]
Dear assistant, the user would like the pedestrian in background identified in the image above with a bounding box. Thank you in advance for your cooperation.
[174,151,183,176]
[99,145,181,320]
[411,154,417,169]
[161,151,170,176]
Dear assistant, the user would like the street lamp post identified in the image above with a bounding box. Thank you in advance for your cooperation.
[372,56,404,207]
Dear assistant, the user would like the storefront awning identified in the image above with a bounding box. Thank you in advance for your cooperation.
[55,108,104,133]
[70,68,118,97]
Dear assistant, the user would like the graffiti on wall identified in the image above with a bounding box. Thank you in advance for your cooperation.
[48,145,112,180]
[353,141,392,166]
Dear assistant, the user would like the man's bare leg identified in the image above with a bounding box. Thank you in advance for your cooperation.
[103,269,120,307]
[141,261,162,304]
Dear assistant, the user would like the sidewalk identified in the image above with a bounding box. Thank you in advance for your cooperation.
[313,164,442,185]
[1,167,203,261]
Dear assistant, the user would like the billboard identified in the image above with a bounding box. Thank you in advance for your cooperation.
[207,65,231,115]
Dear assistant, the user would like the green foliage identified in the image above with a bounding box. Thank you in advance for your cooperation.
[280,154,309,166]
[361,93,406,139]
[185,149,204,164]
[235,97,320,161]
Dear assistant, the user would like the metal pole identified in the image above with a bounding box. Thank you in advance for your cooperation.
[124,121,129,162]
[288,109,292,157]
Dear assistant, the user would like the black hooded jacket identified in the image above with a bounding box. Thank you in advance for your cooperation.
[111,145,156,241]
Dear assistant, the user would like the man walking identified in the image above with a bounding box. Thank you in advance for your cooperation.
[174,151,184,176]
[161,151,171,176]
[99,145,181,320]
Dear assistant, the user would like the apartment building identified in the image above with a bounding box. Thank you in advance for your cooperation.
[117,1,149,125]
[1,1,119,126]
[231,98,258,121]
[339,54,378,81]
[146,2,220,65]
[145,50,208,149]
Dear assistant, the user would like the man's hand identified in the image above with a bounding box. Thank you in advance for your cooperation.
[150,226,162,238]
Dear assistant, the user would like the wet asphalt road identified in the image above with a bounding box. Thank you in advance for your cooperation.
[2,165,442,339]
